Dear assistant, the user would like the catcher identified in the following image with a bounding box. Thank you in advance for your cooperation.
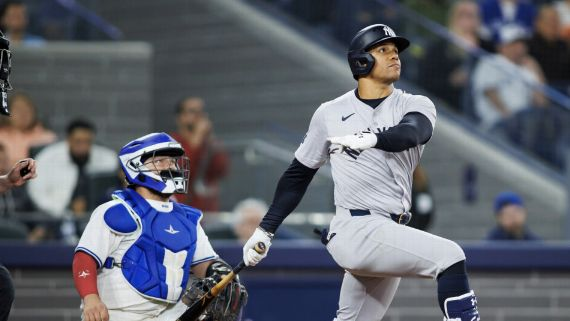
[72,132,247,321]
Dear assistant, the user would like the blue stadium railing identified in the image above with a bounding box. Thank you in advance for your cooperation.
[53,0,123,40]
[23,0,122,40]
[3,241,570,270]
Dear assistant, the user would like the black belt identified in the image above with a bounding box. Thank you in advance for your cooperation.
[349,209,412,225]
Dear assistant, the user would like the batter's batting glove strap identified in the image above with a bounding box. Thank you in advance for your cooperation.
[258,226,275,240]
[313,228,336,245]
[328,131,377,151]
[243,227,272,266]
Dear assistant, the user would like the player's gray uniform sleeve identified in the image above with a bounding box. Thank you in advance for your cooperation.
[404,95,437,130]
[294,105,330,169]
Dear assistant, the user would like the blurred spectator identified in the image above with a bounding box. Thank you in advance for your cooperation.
[403,0,451,25]
[0,0,44,46]
[407,166,435,231]
[232,198,304,244]
[555,0,570,41]
[0,92,56,166]
[202,198,305,241]
[170,97,229,212]
[27,119,117,242]
[527,4,570,92]
[479,0,536,41]
[486,191,540,240]
[332,0,402,46]
[472,24,547,129]
[418,0,493,112]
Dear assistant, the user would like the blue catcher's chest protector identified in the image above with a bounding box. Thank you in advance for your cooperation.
[104,188,201,303]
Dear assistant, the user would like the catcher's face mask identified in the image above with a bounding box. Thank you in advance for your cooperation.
[0,31,12,116]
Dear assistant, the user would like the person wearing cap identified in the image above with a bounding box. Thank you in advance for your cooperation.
[486,191,540,241]
[472,23,547,129]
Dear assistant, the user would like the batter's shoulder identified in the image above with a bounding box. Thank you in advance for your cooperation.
[398,90,435,105]
[412,95,436,108]
[397,91,435,110]
[316,90,355,116]
[321,90,354,108]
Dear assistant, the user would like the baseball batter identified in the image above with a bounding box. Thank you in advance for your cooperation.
[242,24,480,321]
[72,133,246,321]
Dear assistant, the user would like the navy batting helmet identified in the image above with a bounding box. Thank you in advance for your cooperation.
[347,24,410,80]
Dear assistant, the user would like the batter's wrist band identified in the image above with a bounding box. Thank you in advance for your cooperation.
[258,227,275,240]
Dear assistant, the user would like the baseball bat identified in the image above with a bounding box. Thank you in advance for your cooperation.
[176,242,266,321]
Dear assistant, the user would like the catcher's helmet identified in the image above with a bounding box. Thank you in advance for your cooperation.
[347,24,410,80]
[118,132,190,194]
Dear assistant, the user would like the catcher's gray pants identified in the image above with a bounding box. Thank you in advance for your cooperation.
[327,207,465,321]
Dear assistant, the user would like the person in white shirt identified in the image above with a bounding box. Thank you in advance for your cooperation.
[27,119,117,218]
[472,24,547,129]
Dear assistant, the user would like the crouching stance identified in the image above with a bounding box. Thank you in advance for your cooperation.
[72,133,246,321]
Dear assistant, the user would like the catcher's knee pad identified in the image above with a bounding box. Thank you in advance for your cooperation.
[444,290,480,321]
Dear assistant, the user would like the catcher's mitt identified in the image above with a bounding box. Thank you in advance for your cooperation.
[182,260,248,321]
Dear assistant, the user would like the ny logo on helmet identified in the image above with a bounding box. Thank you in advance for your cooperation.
[383,26,396,37]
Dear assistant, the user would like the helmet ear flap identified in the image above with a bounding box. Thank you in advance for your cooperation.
[348,52,375,79]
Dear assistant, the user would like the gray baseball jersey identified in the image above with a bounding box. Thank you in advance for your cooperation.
[295,88,465,321]
[295,88,437,216]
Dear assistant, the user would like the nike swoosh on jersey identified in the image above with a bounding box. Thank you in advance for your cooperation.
[341,113,355,121]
